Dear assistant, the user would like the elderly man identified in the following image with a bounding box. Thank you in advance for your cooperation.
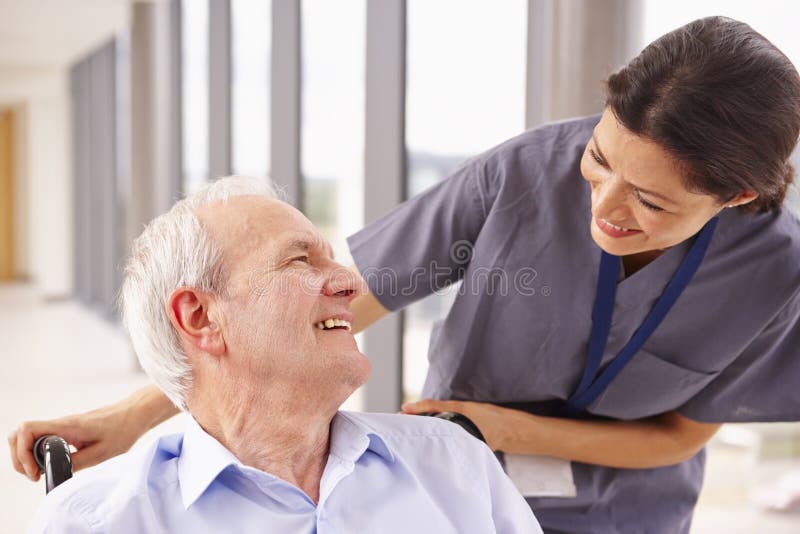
[28,177,541,533]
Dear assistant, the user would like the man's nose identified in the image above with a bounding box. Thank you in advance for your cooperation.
[322,263,365,301]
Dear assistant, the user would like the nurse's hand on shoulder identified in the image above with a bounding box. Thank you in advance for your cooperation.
[401,399,528,452]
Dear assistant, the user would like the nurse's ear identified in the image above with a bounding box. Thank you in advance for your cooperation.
[724,190,759,209]
[166,287,227,357]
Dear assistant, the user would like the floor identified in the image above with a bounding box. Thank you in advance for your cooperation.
[1,283,799,533]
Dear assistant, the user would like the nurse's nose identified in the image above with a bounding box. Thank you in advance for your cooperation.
[592,176,630,221]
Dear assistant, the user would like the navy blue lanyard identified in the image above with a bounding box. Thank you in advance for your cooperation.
[562,217,719,417]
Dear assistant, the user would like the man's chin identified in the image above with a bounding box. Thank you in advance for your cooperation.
[351,353,371,387]
[328,357,371,410]
[333,350,371,389]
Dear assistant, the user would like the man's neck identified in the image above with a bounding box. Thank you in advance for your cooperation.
[189,384,335,504]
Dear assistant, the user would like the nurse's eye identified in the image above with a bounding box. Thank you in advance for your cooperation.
[588,148,607,167]
[634,190,665,212]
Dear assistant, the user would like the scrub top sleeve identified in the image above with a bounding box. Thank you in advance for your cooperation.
[678,292,800,423]
[347,156,495,311]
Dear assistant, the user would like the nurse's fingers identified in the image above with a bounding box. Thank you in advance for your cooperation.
[7,428,27,477]
[401,399,466,415]
[10,423,42,482]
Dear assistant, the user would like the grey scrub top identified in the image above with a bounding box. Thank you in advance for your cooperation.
[347,115,800,534]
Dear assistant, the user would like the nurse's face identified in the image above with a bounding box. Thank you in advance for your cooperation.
[581,108,747,257]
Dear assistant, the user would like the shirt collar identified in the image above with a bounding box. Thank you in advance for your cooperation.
[177,412,395,509]
[329,412,395,464]
[178,416,241,509]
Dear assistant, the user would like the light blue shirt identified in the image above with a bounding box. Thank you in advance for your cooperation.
[29,411,541,533]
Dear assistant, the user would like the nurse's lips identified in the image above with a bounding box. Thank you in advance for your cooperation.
[595,217,643,238]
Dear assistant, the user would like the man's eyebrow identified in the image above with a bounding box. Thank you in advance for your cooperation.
[277,238,314,257]
[591,133,679,206]
[277,236,335,260]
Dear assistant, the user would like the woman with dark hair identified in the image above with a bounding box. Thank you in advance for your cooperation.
[10,16,800,533]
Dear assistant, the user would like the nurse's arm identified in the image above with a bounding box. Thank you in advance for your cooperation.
[402,400,721,469]
[349,264,391,333]
[9,385,178,480]
[505,409,722,468]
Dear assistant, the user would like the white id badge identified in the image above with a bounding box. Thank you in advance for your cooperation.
[504,453,577,498]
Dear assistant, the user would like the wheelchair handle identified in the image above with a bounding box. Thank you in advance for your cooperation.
[33,435,73,494]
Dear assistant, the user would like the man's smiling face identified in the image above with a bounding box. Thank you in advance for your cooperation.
[196,196,371,407]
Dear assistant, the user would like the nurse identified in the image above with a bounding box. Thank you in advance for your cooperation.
[9,16,800,534]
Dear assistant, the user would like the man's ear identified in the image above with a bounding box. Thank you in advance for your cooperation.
[166,287,226,356]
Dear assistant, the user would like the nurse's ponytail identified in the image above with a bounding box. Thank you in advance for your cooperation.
[605,16,800,213]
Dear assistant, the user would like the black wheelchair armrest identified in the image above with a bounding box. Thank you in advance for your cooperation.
[33,435,73,494]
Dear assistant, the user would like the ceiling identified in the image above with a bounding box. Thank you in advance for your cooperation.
[0,0,134,72]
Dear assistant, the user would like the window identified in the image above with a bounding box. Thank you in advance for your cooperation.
[181,0,209,194]
[301,0,366,261]
[231,0,271,179]
[404,0,527,400]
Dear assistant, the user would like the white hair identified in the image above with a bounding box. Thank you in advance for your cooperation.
[119,176,279,411]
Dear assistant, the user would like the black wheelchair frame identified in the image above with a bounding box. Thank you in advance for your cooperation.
[33,435,73,494]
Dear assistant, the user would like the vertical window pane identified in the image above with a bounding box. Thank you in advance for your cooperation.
[232,0,271,178]
[301,0,365,260]
[404,0,527,400]
[181,0,209,194]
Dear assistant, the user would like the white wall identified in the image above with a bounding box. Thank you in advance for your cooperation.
[26,91,73,296]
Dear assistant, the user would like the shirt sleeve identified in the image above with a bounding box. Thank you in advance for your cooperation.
[441,421,542,533]
[477,441,544,534]
[347,155,495,311]
[27,493,98,534]
[678,291,800,423]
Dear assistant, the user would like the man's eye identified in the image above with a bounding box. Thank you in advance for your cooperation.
[292,256,310,264]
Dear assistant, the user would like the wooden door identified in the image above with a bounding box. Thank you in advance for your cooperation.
[0,108,14,280]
